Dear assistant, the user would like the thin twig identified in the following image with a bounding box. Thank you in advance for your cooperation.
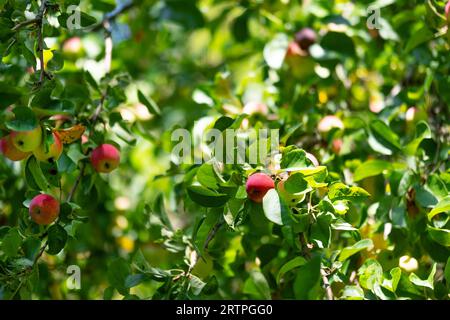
[320,268,334,300]
[36,0,48,85]
[12,18,40,31]
[91,1,135,32]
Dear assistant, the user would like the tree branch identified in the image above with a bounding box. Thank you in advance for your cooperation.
[36,0,48,85]
[320,268,334,301]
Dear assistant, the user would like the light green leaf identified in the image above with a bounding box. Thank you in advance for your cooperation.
[354,160,392,182]
[262,189,287,225]
[138,90,160,116]
[409,263,436,289]
[427,196,450,221]
[339,239,374,261]
[277,256,308,284]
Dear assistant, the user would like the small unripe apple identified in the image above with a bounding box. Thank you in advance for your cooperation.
[294,28,317,51]
[29,194,60,225]
[91,144,121,173]
[33,132,63,163]
[317,115,344,133]
[10,126,42,152]
[246,173,275,203]
[0,135,31,161]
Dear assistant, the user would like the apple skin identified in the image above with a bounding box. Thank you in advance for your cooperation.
[91,144,121,173]
[446,1,450,20]
[29,194,60,225]
[243,101,268,116]
[317,115,344,133]
[294,28,317,51]
[10,126,42,152]
[33,132,63,163]
[246,173,275,203]
[0,135,31,161]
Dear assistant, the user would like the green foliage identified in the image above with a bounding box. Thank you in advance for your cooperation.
[0,0,449,301]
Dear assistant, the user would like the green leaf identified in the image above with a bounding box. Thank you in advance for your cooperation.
[262,188,289,225]
[427,226,450,247]
[187,185,229,207]
[107,258,131,295]
[243,270,271,300]
[281,148,311,170]
[232,11,250,42]
[22,236,42,261]
[405,121,432,155]
[47,50,64,71]
[5,107,38,131]
[2,227,22,257]
[125,274,145,288]
[382,267,401,293]
[47,224,67,255]
[27,157,50,192]
[353,160,392,182]
[444,257,450,287]
[276,256,308,284]
[0,82,24,108]
[284,173,309,194]
[138,90,160,116]
[197,163,219,190]
[358,259,383,290]
[341,285,365,300]
[310,213,332,248]
[368,120,401,155]
[293,255,321,299]
[409,263,436,289]
[428,196,450,220]
[328,182,370,201]
[405,26,434,52]
[339,239,374,261]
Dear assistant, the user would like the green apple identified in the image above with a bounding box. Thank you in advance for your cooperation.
[10,126,42,152]
[33,132,63,163]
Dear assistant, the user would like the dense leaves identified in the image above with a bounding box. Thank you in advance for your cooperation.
[0,0,449,301]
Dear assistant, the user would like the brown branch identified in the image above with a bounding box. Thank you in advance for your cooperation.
[12,18,39,31]
[320,268,334,301]
[91,1,135,32]
[36,0,48,85]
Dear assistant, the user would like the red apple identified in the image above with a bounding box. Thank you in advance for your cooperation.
[0,135,31,161]
[243,102,269,116]
[29,194,60,225]
[317,115,344,133]
[246,173,275,203]
[91,144,121,173]
[294,28,317,51]
[33,132,63,163]
[331,138,343,154]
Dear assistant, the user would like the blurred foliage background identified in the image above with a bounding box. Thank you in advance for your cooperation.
[0,0,449,300]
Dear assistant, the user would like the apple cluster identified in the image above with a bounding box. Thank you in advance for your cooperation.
[1,124,121,226]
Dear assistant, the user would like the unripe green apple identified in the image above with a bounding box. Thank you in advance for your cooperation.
[246,173,275,203]
[91,144,121,173]
[33,132,63,163]
[29,194,60,225]
[10,126,42,152]
[0,135,31,161]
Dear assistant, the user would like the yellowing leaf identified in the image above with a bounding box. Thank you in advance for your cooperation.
[54,124,86,144]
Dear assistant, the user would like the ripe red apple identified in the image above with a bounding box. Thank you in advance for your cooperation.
[29,194,60,225]
[246,173,275,203]
[294,28,317,51]
[317,115,344,133]
[33,132,63,163]
[0,135,31,161]
[91,144,121,173]
[285,41,304,58]
[10,126,42,152]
